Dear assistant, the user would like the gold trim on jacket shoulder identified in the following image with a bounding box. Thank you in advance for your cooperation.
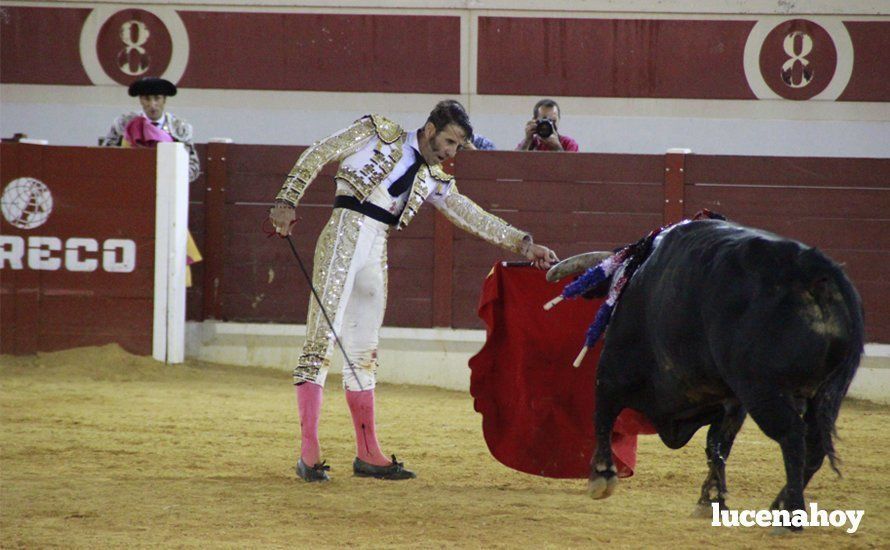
[370,114,404,144]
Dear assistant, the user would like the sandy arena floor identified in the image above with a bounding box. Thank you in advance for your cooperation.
[1,344,887,548]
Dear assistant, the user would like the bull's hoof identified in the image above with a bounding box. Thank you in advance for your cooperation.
[587,475,618,500]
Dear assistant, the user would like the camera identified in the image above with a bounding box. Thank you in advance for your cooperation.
[535,118,555,139]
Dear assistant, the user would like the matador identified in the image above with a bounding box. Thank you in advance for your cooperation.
[269,100,558,482]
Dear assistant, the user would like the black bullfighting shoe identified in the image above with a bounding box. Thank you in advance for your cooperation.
[353,455,416,480]
[296,459,331,482]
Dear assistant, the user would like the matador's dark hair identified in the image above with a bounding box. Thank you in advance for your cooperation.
[426,100,473,141]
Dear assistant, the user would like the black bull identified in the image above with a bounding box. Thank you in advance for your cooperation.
[584,220,864,526]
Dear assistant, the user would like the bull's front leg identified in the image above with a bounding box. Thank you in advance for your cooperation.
[588,391,621,499]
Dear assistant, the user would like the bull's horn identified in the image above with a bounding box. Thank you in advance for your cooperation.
[545,251,613,282]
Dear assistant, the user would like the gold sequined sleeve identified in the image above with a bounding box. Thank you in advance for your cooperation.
[275,118,377,206]
[433,183,530,256]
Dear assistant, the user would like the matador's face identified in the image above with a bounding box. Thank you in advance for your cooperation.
[419,122,467,166]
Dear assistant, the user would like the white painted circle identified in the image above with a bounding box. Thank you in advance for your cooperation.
[743,17,853,101]
[79,6,190,86]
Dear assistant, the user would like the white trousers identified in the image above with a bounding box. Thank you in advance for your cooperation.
[294,208,389,391]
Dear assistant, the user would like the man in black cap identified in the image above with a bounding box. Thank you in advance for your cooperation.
[101,77,200,182]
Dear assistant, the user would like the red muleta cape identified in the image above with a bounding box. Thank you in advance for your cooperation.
[469,263,655,478]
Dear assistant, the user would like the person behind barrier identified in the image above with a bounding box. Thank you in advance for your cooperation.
[464,134,497,150]
[269,100,558,482]
[101,77,201,183]
[515,98,579,152]
[101,77,203,286]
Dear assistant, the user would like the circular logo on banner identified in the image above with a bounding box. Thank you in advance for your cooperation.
[744,17,853,101]
[1,178,54,230]
[759,19,837,100]
[97,9,173,84]
[79,7,190,86]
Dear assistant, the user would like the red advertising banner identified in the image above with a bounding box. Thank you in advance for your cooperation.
[1,144,156,354]
[1,143,189,359]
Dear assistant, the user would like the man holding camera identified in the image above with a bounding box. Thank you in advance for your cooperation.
[515,99,579,152]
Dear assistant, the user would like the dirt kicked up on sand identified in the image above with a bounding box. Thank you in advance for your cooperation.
[1,345,888,548]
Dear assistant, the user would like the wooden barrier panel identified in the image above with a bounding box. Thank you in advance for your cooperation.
[683,155,890,342]
[185,143,207,321]
[451,151,665,328]
[195,147,889,342]
[1,143,190,357]
[190,143,438,328]
[203,149,667,330]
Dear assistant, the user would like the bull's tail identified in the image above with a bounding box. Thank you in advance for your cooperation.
[802,249,865,475]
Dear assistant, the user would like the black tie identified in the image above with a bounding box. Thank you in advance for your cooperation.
[388,149,424,197]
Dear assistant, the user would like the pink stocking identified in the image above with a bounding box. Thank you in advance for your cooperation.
[346,389,390,466]
[296,382,323,465]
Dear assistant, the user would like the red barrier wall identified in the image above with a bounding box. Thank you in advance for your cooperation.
[189,146,889,342]
[4,144,885,345]
[449,152,665,327]
[1,143,157,354]
[682,155,890,340]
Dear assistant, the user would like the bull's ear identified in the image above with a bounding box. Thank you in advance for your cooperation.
[546,251,613,282]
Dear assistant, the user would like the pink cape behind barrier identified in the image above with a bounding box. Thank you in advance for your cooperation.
[124,116,174,148]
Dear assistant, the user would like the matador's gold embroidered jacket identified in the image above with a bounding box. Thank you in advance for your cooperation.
[275,114,530,254]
